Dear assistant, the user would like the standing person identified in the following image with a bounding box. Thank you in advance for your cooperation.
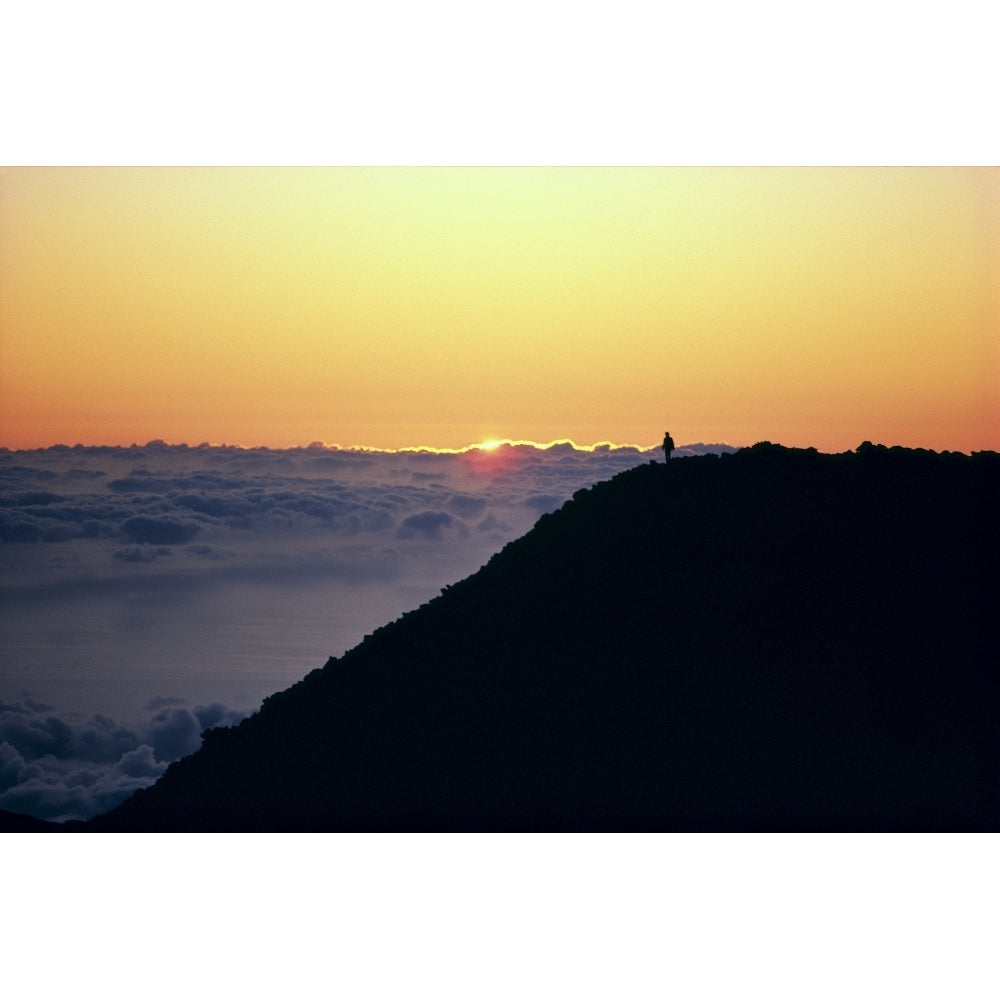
[662,431,675,463]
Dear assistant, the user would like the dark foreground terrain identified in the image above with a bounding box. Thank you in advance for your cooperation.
[7,443,997,831]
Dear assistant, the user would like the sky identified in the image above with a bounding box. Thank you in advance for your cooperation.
[2,166,997,455]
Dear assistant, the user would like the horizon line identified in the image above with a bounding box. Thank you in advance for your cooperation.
[0,436,729,455]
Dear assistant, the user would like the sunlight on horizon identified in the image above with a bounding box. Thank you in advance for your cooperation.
[2,435,680,454]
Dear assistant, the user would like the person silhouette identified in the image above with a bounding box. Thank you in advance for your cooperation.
[662,431,675,463]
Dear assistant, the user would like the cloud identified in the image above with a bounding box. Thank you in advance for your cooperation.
[0,703,75,758]
[524,494,564,514]
[0,697,250,822]
[193,701,247,730]
[121,515,201,545]
[1,440,740,821]
[185,543,230,559]
[395,510,464,540]
[74,714,143,762]
[0,440,684,578]
[0,753,169,823]
[115,744,166,779]
[476,512,511,534]
[114,544,172,562]
[0,741,24,789]
[146,696,185,710]
[2,440,725,605]
[447,494,488,519]
[0,506,92,543]
[2,439,720,623]
[146,706,204,760]
[0,490,65,506]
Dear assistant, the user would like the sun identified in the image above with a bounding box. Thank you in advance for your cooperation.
[465,437,514,474]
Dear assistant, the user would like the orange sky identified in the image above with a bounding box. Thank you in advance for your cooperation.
[1,166,997,453]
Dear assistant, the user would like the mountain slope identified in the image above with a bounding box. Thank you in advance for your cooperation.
[85,443,998,831]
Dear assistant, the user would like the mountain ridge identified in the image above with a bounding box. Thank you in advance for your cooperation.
[9,442,998,832]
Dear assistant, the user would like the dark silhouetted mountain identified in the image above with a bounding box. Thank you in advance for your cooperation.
[68,444,1000,831]
[0,808,60,832]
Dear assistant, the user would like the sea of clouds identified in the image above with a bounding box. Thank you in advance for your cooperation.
[0,439,734,821]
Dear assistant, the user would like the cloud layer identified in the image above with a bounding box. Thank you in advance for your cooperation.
[0,439,735,820]
[3,440,737,594]
[0,697,247,821]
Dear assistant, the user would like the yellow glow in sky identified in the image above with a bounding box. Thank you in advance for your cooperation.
[1,167,996,452]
